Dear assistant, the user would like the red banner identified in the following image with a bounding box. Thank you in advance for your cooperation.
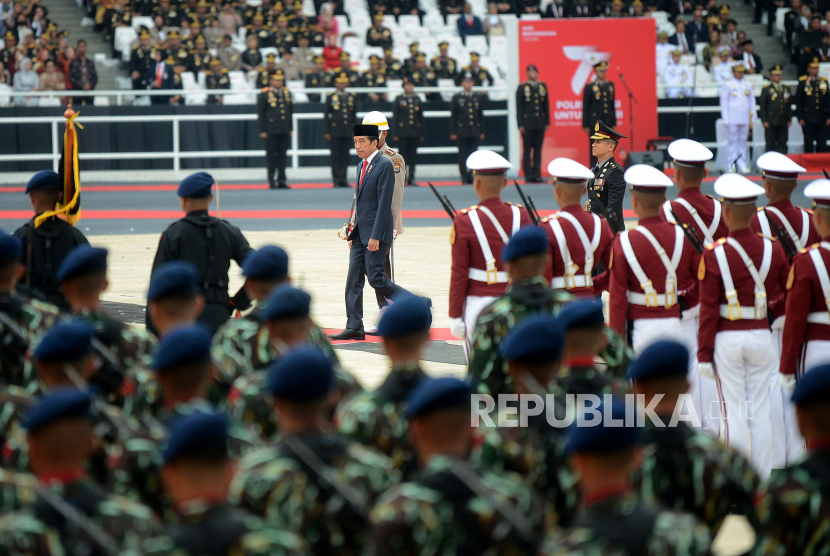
[518,18,657,174]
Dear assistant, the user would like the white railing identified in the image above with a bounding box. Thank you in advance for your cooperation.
[0,107,510,172]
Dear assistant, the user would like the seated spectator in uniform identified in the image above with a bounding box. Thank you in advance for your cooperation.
[218,4,241,37]
[656,31,674,74]
[240,35,262,71]
[457,3,483,44]
[720,18,738,47]
[734,38,762,74]
[817,31,830,62]
[217,34,241,71]
[631,0,646,16]
[730,30,746,57]
[669,18,692,53]
[322,33,342,70]
[713,45,734,82]
[799,15,824,73]
[38,59,65,101]
[13,57,37,106]
[483,2,505,35]
[318,3,338,39]
[702,28,721,70]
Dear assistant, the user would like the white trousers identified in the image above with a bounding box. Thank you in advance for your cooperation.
[714,329,775,479]
[632,317,683,355]
[680,312,720,436]
[727,124,750,171]
[768,318,798,467]
[464,295,497,349]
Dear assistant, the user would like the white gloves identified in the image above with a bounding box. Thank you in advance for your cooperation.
[698,362,714,379]
[780,374,796,392]
[450,318,466,340]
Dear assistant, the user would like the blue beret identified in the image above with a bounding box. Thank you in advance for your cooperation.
[23,388,92,432]
[242,246,289,280]
[557,300,606,330]
[565,398,641,454]
[267,347,333,400]
[177,172,215,198]
[626,340,689,381]
[501,315,564,364]
[25,170,61,193]
[502,226,549,262]
[405,376,471,419]
[163,411,229,464]
[0,230,21,266]
[377,295,432,338]
[261,286,311,321]
[56,245,108,283]
[33,321,95,362]
[792,363,830,405]
[147,261,199,301]
[151,324,212,371]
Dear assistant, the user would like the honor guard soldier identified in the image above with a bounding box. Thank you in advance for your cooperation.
[629,340,760,538]
[229,348,399,556]
[542,158,614,297]
[608,164,698,354]
[516,64,550,184]
[205,57,230,104]
[449,72,485,184]
[148,172,253,334]
[256,53,279,88]
[323,72,357,188]
[130,29,153,89]
[141,412,307,556]
[796,57,830,153]
[662,139,725,435]
[304,54,328,102]
[720,62,754,172]
[391,78,425,186]
[586,121,627,233]
[698,174,790,479]
[366,11,393,48]
[448,151,532,349]
[777,179,830,466]
[14,170,89,311]
[431,41,457,79]
[540,398,712,556]
[582,61,617,167]
[258,69,293,190]
[754,364,830,556]
[759,65,792,154]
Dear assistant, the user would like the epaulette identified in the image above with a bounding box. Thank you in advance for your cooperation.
[804,207,815,214]
[481,66,488,70]
[132,45,139,49]
[540,216,549,223]
[756,206,764,212]
[460,208,468,214]
[799,75,808,81]
[801,243,819,254]
[758,232,777,241]
[822,77,829,81]
[384,147,396,155]
[505,201,524,208]
[261,87,268,92]
[762,83,771,89]
[221,68,229,73]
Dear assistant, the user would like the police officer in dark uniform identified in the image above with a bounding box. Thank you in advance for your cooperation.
[459,52,494,87]
[13,170,89,311]
[256,53,280,88]
[304,54,328,102]
[240,35,263,70]
[586,121,626,233]
[404,41,421,74]
[392,78,426,186]
[449,72,485,184]
[336,51,362,87]
[205,57,230,104]
[759,64,792,154]
[796,56,830,153]
[582,60,616,166]
[516,64,549,183]
[408,52,439,100]
[258,70,293,190]
[148,172,253,334]
[129,29,153,90]
[361,55,387,102]
[323,73,357,188]
[366,11,393,48]
[431,41,457,79]
[382,45,404,79]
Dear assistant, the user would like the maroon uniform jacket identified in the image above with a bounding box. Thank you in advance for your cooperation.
[780,240,830,375]
[449,198,532,319]
[697,229,790,363]
[750,201,820,251]
[662,188,728,244]
[541,204,614,297]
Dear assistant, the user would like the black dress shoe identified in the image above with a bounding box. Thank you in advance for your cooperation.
[268,182,277,189]
[328,328,365,341]
[277,183,290,189]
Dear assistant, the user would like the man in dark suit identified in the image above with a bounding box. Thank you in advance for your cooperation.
[330,124,415,341]
[668,20,692,53]
[543,0,572,17]
[146,50,176,105]
[685,9,709,44]
[456,3,483,44]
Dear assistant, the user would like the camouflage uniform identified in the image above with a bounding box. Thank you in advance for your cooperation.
[229,432,398,556]
[0,511,55,555]
[141,501,309,556]
[539,492,711,555]
[633,421,760,537]
[366,455,545,556]
[0,291,60,388]
[753,448,830,555]
[334,362,427,479]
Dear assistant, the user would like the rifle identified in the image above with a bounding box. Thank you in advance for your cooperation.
[428,182,457,220]
[513,181,540,225]
[35,485,120,556]
[670,209,705,254]
[823,169,830,180]
[766,212,798,259]
[88,335,129,402]
[0,311,32,384]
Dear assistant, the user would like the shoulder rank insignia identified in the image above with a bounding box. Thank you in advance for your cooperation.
[540,217,549,223]
[460,208,469,214]
[261,87,268,92]
[787,264,795,289]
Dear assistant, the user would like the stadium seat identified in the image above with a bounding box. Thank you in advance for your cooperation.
[260,47,279,60]
[438,78,456,101]
[446,14,461,29]
[382,15,399,29]
[409,27,432,39]
[131,16,155,31]
[229,71,251,90]
[820,62,830,80]
[350,12,371,29]
[39,97,62,107]
[680,54,695,65]
[519,13,541,19]
[93,96,110,106]
[114,26,138,61]
[775,7,790,36]
[287,79,309,102]
[223,92,255,104]
[490,78,508,101]
[363,46,385,61]
[695,42,706,64]
[489,35,508,58]
[335,15,350,37]
[650,10,669,25]
[398,14,421,32]
[343,35,364,59]
[423,12,445,30]
[466,35,488,56]
[418,36,439,56]
[387,78,403,99]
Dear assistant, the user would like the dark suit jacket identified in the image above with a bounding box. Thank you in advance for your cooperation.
[685,21,708,44]
[456,15,483,42]
[543,1,572,17]
[146,61,175,89]
[668,33,692,53]
[351,152,395,244]
[733,52,763,73]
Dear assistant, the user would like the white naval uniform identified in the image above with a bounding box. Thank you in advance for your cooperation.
[720,77,755,172]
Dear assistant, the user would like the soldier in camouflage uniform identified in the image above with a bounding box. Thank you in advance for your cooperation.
[367,376,545,555]
[0,231,60,389]
[336,295,431,480]
[474,315,579,528]
[754,362,830,555]
[540,398,711,556]
[229,347,398,555]
[627,340,760,538]
[53,245,155,406]
[141,411,308,556]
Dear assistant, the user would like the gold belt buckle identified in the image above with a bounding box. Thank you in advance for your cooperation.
[725,290,740,320]
[755,291,767,320]
[665,279,677,308]
[564,262,579,289]
[486,260,498,285]
[642,282,658,307]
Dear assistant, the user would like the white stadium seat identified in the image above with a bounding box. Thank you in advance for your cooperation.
[409,26,432,39]
[423,12,446,30]
[114,26,137,61]
[465,35,488,56]
[288,79,309,103]
[438,78,456,101]
[398,14,421,31]
[519,13,541,19]
[131,16,155,31]
[229,71,251,90]
[446,14,461,29]
[343,35,364,59]
[775,7,790,36]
